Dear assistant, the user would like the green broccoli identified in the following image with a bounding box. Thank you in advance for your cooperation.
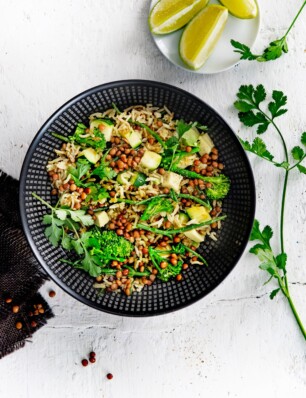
[148,247,183,282]
[89,230,133,265]
[202,174,230,200]
[171,166,230,200]
[140,197,174,221]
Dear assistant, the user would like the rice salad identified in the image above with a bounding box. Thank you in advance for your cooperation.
[35,104,230,296]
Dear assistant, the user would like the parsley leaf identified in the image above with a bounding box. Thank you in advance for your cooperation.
[70,123,106,149]
[270,288,281,300]
[291,146,304,161]
[44,216,64,247]
[61,230,72,250]
[301,132,306,146]
[268,91,288,119]
[165,137,179,148]
[239,137,275,162]
[230,40,257,61]
[297,164,306,174]
[231,37,288,63]
[249,219,287,281]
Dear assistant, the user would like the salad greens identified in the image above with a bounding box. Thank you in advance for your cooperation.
[235,84,306,340]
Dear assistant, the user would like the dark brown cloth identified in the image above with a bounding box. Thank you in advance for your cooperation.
[0,170,53,359]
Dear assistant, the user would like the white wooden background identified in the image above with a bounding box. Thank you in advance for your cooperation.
[1,1,306,397]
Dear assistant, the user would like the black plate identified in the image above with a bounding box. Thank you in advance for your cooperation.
[19,80,255,316]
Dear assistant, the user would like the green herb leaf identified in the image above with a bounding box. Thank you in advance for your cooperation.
[239,137,274,162]
[274,161,290,169]
[270,288,281,300]
[80,251,101,277]
[71,239,84,255]
[92,163,117,181]
[291,146,304,160]
[42,214,53,225]
[55,209,68,220]
[239,111,269,134]
[301,132,306,146]
[68,210,94,226]
[230,40,257,61]
[176,120,191,139]
[61,230,72,250]
[45,217,64,247]
[297,164,306,174]
[165,137,179,148]
[276,253,287,272]
[269,91,287,118]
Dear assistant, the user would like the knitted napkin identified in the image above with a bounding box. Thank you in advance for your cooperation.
[0,170,54,359]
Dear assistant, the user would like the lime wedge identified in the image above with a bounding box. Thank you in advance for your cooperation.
[219,0,258,19]
[149,0,209,35]
[179,5,228,70]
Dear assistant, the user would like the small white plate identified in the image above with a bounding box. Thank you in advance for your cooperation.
[149,0,261,74]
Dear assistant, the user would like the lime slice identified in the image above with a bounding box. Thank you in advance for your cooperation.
[149,0,209,35]
[179,5,228,70]
[219,0,257,19]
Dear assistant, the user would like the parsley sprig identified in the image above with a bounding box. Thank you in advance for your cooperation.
[231,1,306,63]
[235,84,306,339]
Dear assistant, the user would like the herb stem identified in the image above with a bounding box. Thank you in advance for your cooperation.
[284,0,306,37]
[32,192,54,211]
[286,291,306,339]
[136,215,226,236]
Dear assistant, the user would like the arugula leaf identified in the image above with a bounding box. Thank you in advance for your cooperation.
[291,146,304,161]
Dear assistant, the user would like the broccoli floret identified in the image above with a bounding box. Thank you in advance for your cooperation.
[203,174,230,200]
[89,230,133,265]
[141,197,174,221]
[148,247,183,282]
[171,166,230,200]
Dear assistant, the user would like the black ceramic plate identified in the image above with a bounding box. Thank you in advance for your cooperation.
[19,80,255,316]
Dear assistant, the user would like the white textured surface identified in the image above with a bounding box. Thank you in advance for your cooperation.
[0,1,306,397]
